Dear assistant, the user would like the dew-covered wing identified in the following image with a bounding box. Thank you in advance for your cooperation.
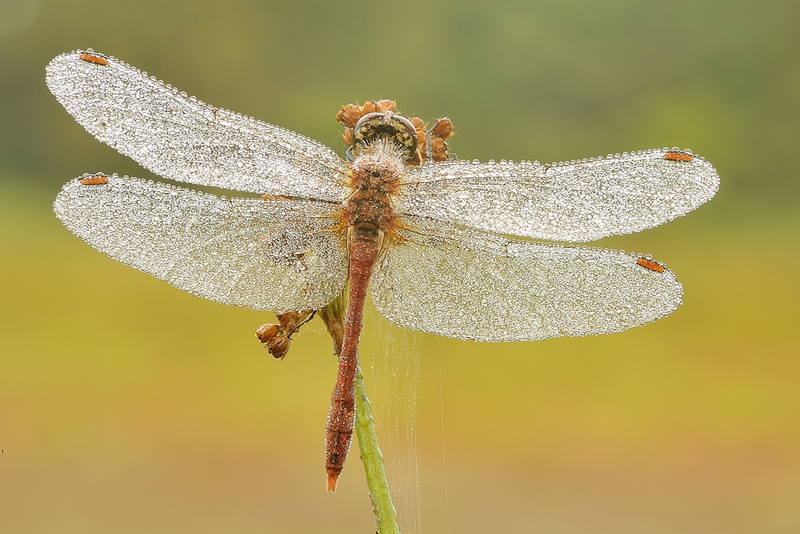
[54,174,348,311]
[395,149,719,242]
[46,50,350,202]
[371,219,682,342]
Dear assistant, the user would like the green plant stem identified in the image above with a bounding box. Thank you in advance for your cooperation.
[355,364,399,534]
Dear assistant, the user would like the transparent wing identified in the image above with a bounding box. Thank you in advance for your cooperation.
[395,149,719,242]
[371,219,682,342]
[54,174,348,311]
[46,50,350,202]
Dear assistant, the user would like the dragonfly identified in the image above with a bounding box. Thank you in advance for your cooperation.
[46,49,719,492]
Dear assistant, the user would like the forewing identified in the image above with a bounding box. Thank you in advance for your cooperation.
[46,50,350,201]
[395,149,719,242]
[371,219,682,342]
[54,175,348,311]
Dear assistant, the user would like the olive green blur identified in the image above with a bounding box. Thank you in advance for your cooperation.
[1,0,799,532]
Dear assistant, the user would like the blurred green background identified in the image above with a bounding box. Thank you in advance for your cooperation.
[2,0,799,532]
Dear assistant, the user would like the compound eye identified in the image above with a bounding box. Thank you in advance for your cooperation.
[351,112,418,163]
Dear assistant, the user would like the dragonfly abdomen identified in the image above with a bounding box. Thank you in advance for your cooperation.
[325,223,384,491]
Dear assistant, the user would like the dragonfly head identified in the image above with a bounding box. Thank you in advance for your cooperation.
[347,111,418,164]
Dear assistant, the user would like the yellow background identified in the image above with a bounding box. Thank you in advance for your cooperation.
[1,0,799,532]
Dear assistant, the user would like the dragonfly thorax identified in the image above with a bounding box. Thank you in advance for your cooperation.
[341,140,404,238]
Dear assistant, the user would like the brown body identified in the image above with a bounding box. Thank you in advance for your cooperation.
[259,103,451,490]
[323,107,451,489]
[324,141,404,491]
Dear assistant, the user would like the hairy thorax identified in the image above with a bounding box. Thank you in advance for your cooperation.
[340,139,405,242]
